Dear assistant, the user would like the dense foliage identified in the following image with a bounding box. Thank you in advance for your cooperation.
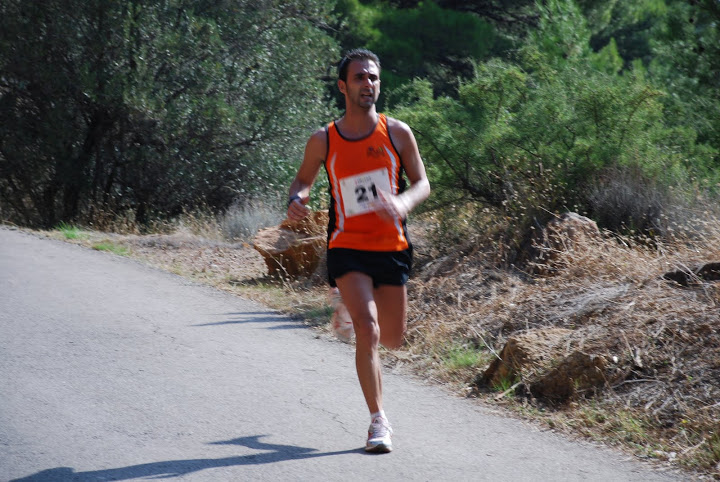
[334,0,494,105]
[0,0,337,227]
[1,0,718,245]
[387,0,718,248]
[393,0,718,247]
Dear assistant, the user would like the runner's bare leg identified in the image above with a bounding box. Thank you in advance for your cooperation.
[374,284,407,349]
[335,272,383,414]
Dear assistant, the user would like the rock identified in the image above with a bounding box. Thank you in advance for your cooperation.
[252,211,328,278]
[477,327,617,403]
[529,212,601,275]
[478,328,574,388]
[663,262,720,286]
[530,351,609,402]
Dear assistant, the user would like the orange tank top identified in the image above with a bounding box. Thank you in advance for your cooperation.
[324,114,409,252]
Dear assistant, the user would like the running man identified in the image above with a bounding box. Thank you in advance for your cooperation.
[286,49,430,453]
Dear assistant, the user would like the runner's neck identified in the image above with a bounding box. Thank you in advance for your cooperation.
[336,112,379,140]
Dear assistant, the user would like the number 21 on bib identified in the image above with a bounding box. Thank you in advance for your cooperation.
[339,168,392,217]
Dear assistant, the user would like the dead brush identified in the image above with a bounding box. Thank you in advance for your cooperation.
[219,197,285,242]
[401,209,720,475]
[84,206,144,235]
[531,225,719,467]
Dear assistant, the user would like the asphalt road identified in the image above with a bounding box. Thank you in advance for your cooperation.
[0,227,682,481]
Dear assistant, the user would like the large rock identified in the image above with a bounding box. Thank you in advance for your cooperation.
[478,328,574,388]
[529,351,609,402]
[477,327,617,403]
[529,212,601,275]
[253,211,328,278]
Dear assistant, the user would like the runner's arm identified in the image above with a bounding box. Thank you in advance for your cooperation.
[383,118,431,219]
[287,129,327,221]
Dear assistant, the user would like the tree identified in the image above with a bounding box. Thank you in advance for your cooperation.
[0,0,338,227]
[391,0,714,246]
[649,0,720,164]
[332,0,494,107]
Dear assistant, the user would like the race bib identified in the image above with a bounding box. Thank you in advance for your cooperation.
[339,168,391,217]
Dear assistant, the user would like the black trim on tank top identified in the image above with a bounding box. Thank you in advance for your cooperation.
[386,118,408,194]
[323,125,330,165]
[323,124,335,246]
[333,114,380,142]
[386,117,401,162]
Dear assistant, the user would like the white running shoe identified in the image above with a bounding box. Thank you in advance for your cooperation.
[328,288,354,343]
[365,416,393,453]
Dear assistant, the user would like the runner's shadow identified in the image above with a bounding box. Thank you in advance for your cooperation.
[11,435,362,481]
[193,312,305,330]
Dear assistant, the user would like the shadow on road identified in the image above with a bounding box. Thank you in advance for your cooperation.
[192,311,305,330]
[11,435,363,481]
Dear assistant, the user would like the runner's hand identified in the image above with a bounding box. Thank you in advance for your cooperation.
[287,195,311,221]
[374,190,409,221]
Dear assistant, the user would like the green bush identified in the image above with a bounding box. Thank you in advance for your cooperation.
[390,0,717,254]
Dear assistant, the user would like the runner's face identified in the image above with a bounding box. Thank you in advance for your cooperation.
[340,59,380,109]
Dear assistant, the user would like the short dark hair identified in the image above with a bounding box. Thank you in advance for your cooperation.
[337,49,381,82]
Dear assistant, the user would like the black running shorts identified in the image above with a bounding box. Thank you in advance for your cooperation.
[327,247,413,288]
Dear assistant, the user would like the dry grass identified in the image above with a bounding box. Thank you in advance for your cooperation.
[33,205,720,479]
[402,212,720,478]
